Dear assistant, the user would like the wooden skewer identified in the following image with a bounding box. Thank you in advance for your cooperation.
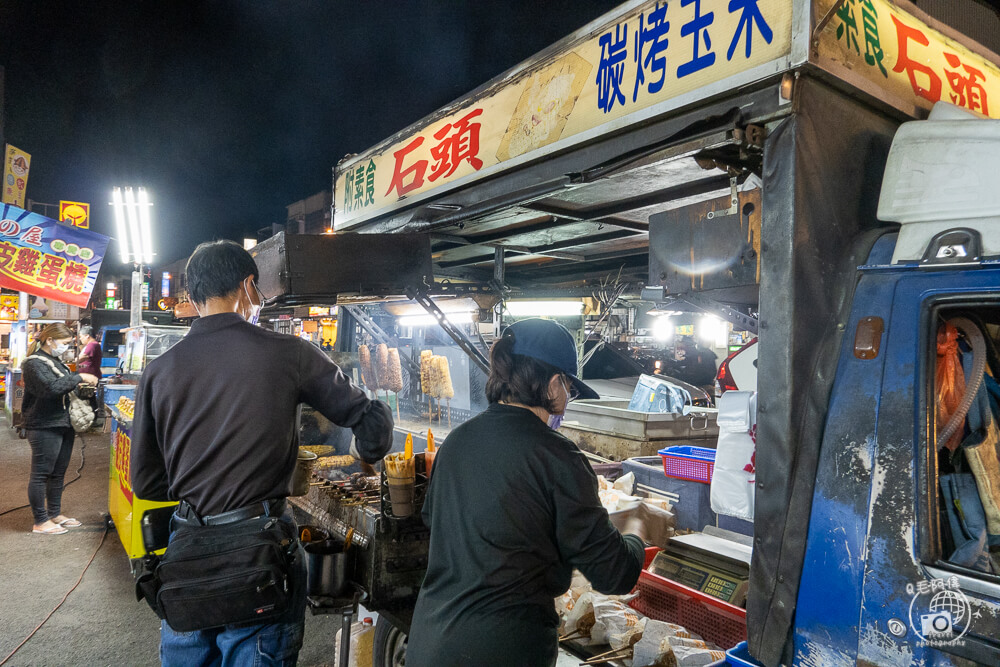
[558,629,586,642]
[579,648,631,665]
[395,392,401,421]
[583,645,632,661]
[447,398,452,429]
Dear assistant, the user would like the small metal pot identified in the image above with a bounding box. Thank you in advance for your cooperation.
[290,450,318,496]
[304,540,348,597]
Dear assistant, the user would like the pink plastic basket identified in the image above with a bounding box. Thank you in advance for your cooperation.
[658,446,716,484]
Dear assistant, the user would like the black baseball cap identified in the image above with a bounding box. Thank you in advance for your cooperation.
[507,318,599,401]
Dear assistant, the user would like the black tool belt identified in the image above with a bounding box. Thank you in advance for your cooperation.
[174,498,287,526]
[135,499,298,632]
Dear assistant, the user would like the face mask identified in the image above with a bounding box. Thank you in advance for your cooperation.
[52,342,70,355]
[547,380,571,430]
[244,281,262,326]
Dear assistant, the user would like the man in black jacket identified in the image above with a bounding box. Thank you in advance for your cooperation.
[131,240,393,666]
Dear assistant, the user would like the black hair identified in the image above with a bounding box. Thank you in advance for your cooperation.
[485,333,562,413]
[185,240,259,305]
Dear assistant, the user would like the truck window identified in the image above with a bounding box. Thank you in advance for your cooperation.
[929,307,1000,582]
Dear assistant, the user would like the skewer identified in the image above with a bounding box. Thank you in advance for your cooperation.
[447,398,451,429]
[579,648,631,665]
[395,392,401,421]
[583,646,632,661]
[558,629,586,642]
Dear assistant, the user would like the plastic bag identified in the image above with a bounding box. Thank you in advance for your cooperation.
[937,323,966,452]
[591,594,646,648]
[710,391,757,521]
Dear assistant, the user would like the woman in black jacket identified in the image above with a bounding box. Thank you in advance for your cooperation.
[22,322,99,535]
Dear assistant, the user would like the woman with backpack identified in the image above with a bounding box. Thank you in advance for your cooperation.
[22,322,99,535]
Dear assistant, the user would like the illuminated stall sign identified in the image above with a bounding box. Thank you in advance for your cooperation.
[814,0,1000,118]
[2,146,31,208]
[335,0,793,229]
[58,201,90,229]
[113,426,133,503]
[0,204,110,308]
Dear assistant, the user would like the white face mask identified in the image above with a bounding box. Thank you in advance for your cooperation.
[52,342,70,355]
[243,281,262,326]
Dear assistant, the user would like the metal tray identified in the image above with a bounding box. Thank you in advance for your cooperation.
[563,399,718,441]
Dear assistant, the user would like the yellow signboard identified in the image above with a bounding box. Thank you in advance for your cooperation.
[59,200,90,229]
[335,0,793,229]
[2,145,31,208]
[814,0,1000,118]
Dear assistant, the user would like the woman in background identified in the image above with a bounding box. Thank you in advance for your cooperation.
[22,322,99,535]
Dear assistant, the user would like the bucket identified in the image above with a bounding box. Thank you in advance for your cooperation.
[304,540,348,597]
[290,449,318,496]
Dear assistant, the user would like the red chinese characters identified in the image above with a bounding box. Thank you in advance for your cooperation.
[891,15,941,103]
[37,255,65,286]
[385,108,485,199]
[59,262,89,293]
[891,15,991,115]
[12,248,40,277]
[19,226,44,247]
[944,53,989,115]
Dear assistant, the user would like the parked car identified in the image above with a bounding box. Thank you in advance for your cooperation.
[715,337,757,396]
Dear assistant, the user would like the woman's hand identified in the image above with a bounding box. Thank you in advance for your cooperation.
[78,373,99,386]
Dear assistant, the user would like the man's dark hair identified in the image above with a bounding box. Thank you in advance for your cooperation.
[485,333,561,413]
[186,240,259,305]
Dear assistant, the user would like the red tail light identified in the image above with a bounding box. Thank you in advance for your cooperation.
[715,338,756,396]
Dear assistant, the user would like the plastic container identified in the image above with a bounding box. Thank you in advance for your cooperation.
[628,548,747,651]
[725,641,764,666]
[102,383,134,408]
[624,456,715,531]
[658,445,716,484]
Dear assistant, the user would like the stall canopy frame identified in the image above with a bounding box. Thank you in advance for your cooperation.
[316,2,1000,664]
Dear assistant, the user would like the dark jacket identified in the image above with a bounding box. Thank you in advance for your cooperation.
[21,350,82,430]
[131,312,394,516]
[407,403,645,667]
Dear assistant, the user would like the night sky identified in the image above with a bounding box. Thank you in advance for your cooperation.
[0,1,615,269]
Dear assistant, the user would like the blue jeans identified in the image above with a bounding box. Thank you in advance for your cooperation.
[159,511,307,667]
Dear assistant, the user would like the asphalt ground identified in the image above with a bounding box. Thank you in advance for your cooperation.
[0,425,341,666]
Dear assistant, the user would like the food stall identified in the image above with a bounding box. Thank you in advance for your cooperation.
[257,0,1000,663]
[106,324,189,560]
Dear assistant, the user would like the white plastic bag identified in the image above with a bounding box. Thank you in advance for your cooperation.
[710,391,757,521]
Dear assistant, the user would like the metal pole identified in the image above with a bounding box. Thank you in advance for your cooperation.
[338,608,352,667]
[130,265,143,328]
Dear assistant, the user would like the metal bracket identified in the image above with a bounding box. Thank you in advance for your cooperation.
[407,290,491,375]
[342,306,422,376]
[643,288,759,335]
[707,176,739,220]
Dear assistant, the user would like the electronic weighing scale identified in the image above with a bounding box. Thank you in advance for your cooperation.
[648,531,752,606]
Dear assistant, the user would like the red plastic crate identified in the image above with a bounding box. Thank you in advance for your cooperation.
[658,446,715,484]
[628,548,747,650]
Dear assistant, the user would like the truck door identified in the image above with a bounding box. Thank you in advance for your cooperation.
[856,268,1000,666]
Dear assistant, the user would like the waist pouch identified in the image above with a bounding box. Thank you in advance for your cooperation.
[136,515,298,632]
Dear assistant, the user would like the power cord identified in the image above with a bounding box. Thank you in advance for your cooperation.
[0,432,88,517]
[0,523,110,666]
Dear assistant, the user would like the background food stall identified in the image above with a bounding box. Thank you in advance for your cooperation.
[106,323,189,560]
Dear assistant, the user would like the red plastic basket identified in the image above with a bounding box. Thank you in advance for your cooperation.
[628,548,747,650]
[658,446,716,484]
